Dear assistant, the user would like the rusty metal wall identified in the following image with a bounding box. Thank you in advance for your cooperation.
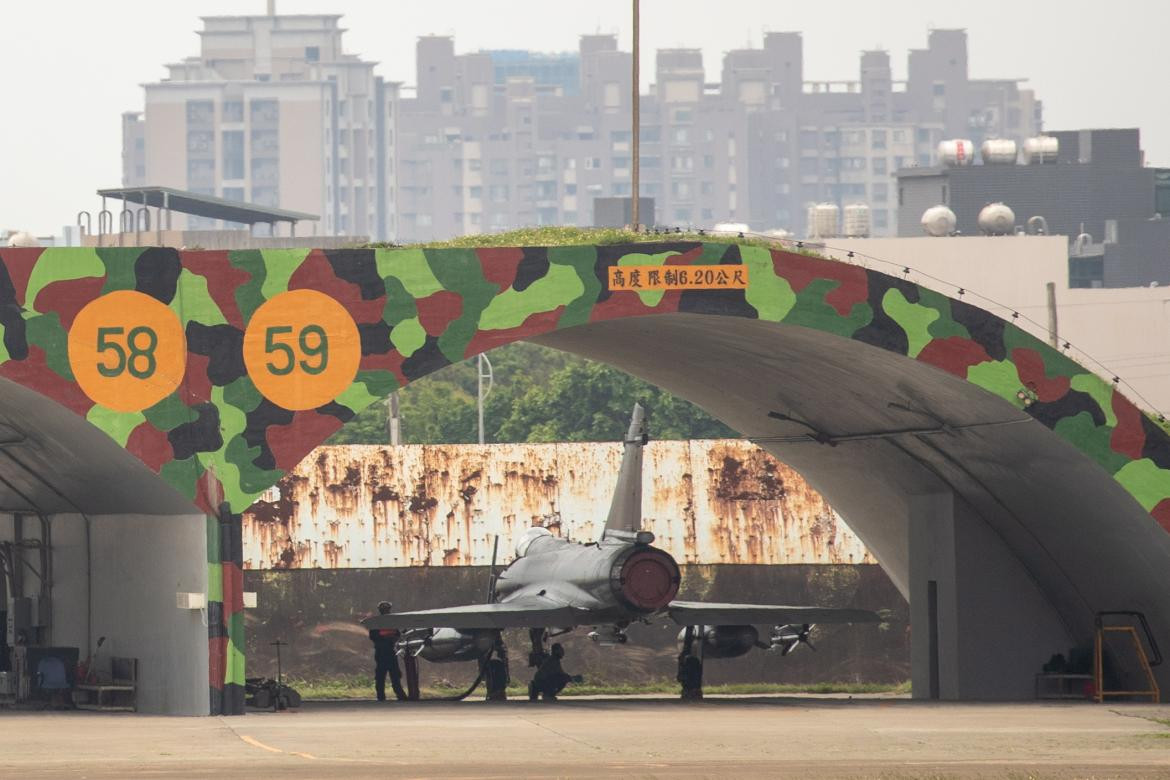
[242,441,874,569]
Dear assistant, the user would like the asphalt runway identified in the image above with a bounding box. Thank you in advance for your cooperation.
[1,696,1169,778]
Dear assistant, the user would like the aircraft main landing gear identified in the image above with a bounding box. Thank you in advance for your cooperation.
[677,625,704,700]
[482,635,509,701]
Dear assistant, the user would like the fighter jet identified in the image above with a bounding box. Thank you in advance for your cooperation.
[363,404,878,699]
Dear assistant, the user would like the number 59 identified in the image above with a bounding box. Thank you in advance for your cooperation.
[264,325,329,376]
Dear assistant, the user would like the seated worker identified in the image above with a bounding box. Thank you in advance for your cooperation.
[527,643,582,702]
[368,601,407,701]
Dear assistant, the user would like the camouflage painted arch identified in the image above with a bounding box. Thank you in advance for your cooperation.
[4,241,1170,714]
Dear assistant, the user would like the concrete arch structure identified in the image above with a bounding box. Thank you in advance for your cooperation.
[0,242,1167,713]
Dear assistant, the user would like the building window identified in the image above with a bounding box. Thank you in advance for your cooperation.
[222,131,244,179]
[251,129,279,157]
[305,46,320,62]
[873,209,888,229]
[872,157,888,175]
[186,100,214,126]
[673,128,690,145]
[873,183,889,202]
[871,130,887,150]
[222,100,244,123]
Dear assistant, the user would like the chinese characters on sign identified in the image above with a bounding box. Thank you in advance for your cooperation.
[607,264,750,291]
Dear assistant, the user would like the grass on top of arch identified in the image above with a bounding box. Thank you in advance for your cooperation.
[359,226,821,254]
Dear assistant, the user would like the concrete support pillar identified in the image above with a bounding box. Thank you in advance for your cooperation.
[909,491,960,700]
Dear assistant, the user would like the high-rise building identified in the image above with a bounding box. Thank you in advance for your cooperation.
[124,14,1040,243]
[393,28,1041,241]
[122,12,398,239]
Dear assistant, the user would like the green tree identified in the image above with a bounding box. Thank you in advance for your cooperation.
[328,343,737,445]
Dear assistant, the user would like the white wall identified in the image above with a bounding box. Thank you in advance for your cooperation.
[824,236,1170,415]
[909,492,1072,700]
[89,513,209,716]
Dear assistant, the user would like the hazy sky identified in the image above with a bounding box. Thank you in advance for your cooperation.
[3,0,1167,235]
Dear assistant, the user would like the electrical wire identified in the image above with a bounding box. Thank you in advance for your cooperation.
[671,225,1170,424]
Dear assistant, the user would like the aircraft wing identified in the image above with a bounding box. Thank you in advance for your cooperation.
[667,601,880,626]
[362,595,591,630]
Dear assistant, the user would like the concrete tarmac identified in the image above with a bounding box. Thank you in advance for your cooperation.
[2,697,1169,778]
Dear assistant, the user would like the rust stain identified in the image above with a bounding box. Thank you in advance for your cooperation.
[241,441,875,569]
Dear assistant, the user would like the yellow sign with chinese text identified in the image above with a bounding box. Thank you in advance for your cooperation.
[607,264,749,291]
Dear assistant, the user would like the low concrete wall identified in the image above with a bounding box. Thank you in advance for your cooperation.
[245,564,909,690]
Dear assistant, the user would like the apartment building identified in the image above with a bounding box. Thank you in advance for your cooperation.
[124,12,1040,243]
[123,13,398,239]
[394,28,1041,241]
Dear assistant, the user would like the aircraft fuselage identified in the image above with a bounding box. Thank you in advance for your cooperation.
[494,532,681,625]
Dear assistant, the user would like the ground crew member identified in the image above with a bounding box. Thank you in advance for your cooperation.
[528,643,581,701]
[369,601,407,701]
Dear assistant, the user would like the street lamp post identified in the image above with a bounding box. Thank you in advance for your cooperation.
[631,0,640,231]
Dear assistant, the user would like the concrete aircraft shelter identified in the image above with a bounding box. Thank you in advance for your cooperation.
[0,241,1167,715]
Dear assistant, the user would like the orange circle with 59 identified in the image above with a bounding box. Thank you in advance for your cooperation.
[68,290,187,413]
[242,290,362,411]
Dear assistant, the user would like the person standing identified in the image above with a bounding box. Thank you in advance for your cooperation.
[369,601,406,701]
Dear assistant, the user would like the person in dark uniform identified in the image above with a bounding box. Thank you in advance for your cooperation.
[369,601,406,701]
[527,643,581,702]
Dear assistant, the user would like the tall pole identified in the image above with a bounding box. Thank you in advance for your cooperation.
[477,354,493,445]
[386,393,400,445]
[631,0,640,231]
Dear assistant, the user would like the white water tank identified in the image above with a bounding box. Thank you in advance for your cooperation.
[980,139,1018,165]
[978,202,1016,235]
[806,203,839,238]
[938,139,975,167]
[5,231,39,248]
[842,203,871,237]
[1021,136,1059,164]
[921,205,957,237]
[711,222,750,236]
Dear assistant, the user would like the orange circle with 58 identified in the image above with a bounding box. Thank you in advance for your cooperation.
[242,290,361,411]
[67,290,187,413]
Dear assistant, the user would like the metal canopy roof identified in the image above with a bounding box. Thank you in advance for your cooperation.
[97,186,318,225]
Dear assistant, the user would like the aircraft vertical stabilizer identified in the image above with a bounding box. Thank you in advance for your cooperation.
[603,403,647,538]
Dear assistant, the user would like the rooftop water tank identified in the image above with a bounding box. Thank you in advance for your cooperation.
[5,231,39,248]
[842,203,871,238]
[1021,136,1059,164]
[980,139,1018,165]
[978,203,1016,235]
[921,205,957,237]
[806,203,839,239]
[711,222,750,236]
[938,139,975,167]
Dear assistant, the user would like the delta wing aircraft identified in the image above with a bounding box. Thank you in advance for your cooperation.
[363,404,878,699]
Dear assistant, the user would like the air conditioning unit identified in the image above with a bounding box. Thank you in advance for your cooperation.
[176,592,206,610]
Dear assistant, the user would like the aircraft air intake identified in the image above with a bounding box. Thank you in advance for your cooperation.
[612,546,680,610]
